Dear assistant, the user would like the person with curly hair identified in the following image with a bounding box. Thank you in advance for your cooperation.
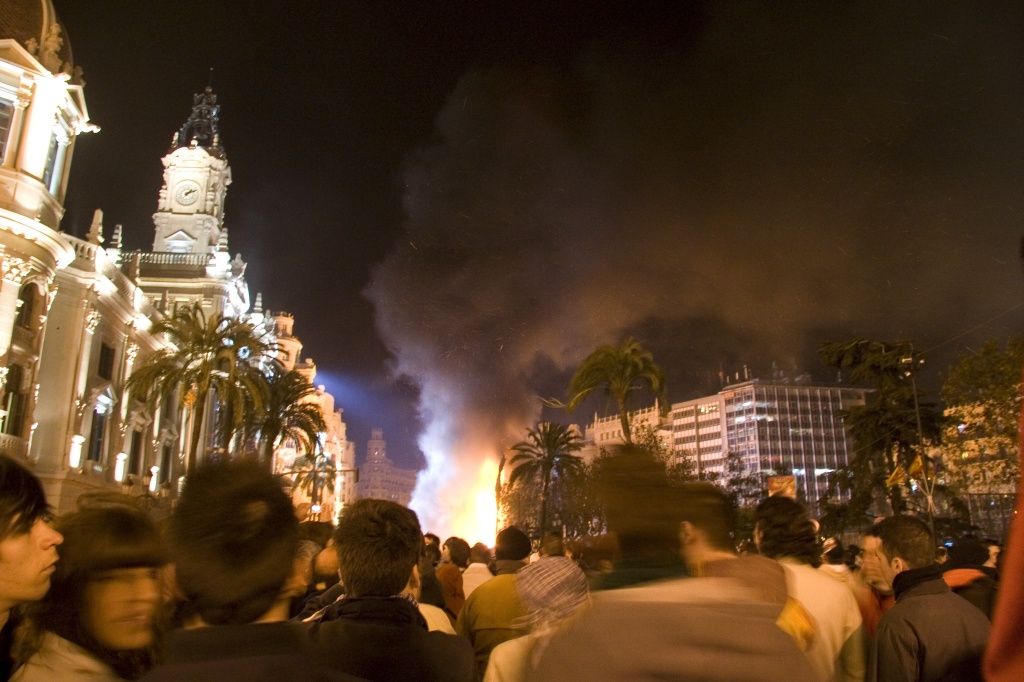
[755,496,865,682]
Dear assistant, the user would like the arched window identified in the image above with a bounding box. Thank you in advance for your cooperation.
[14,284,38,330]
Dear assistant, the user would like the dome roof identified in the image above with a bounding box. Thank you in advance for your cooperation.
[0,0,74,73]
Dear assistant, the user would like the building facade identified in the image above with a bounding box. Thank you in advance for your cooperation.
[0,4,352,517]
[357,428,417,506]
[581,379,869,513]
[267,310,357,522]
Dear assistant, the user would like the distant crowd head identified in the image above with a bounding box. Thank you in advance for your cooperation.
[495,526,532,562]
[443,536,472,569]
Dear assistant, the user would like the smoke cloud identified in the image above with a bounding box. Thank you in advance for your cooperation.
[365,3,1024,539]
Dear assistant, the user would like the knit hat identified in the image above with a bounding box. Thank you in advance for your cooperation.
[495,526,532,561]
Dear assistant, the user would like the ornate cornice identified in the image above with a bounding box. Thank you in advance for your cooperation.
[0,245,32,284]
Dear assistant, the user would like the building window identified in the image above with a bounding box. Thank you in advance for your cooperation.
[1,365,26,437]
[160,444,172,484]
[87,408,107,462]
[41,132,59,189]
[14,285,37,329]
[0,100,13,163]
[97,343,115,380]
[128,430,144,475]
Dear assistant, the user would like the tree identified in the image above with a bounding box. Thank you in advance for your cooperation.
[721,451,764,542]
[127,304,272,475]
[939,338,1023,496]
[818,339,940,523]
[290,449,337,521]
[246,365,326,465]
[563,338,667,444]
[934,339,1022,538]
[507,422,585,539]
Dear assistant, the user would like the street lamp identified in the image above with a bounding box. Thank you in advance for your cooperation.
[902,349,936,537]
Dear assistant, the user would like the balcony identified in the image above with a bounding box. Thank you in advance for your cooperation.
[0,433,28,459]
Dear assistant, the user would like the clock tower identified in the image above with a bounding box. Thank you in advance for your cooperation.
[124,86,249,319]
[152,87,231,254]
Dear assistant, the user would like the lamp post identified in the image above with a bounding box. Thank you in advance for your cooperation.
[902,348,936,538]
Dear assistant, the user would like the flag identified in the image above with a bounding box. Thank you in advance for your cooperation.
[907,455,925,479]
[885,465,908,487]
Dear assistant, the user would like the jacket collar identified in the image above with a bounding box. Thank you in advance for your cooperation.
[892,563,946,601]
[493,559,527,575]
[329,595,429,630]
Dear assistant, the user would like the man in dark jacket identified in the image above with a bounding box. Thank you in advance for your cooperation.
[869,516,990,682]
[313,498,475,682]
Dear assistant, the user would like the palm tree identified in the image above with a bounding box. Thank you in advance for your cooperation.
[127,304,273,475]
[246,365,326,465]
[290,450,337,521]
[563,338,666,444]
[508,422,584,538]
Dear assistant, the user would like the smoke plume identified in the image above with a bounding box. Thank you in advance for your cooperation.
[365,3,1023,539]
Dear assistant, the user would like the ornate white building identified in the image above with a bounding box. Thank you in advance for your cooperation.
[0,2,354,516]
[266,310,357,522]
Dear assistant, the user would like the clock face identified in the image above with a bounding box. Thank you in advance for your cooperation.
[174,181,201,206]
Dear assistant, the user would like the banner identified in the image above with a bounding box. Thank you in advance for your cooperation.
[768,475,796,498]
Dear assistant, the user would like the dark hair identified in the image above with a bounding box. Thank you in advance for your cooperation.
[423,542,442,568]
[495,527,532,561]
[20,505,166,679]
[443,537,471,568]
[754,496,820,567]
[596,445,680,561]
[0,455,49,540]
[171,460,298,625]
[297,521,334,549]
[875,516,935,569]
[424,532,440,547]
[822,537,845,565]
[947,537,989,568]
[539,532,564,557]
[676,483,735,551]
[861,524,881,539]
[470,542,492,564]
[334,498,422,597]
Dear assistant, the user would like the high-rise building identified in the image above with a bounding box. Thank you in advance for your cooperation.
[357,428,418,506]
[582,378,869,514]
[709,379,867,509]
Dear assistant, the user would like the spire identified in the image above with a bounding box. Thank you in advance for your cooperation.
[176,86,221,152]
[86,209,104,245]
[253,292,263,314]
[110,224,123,250]
[217,227,229,251]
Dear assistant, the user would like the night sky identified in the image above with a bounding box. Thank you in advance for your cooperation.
[54,2,1023,535]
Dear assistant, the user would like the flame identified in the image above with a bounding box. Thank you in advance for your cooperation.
[409,424,500,546]
[459,457,499,545]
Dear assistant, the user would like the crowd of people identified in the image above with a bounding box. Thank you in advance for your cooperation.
[0,445,1017,681]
